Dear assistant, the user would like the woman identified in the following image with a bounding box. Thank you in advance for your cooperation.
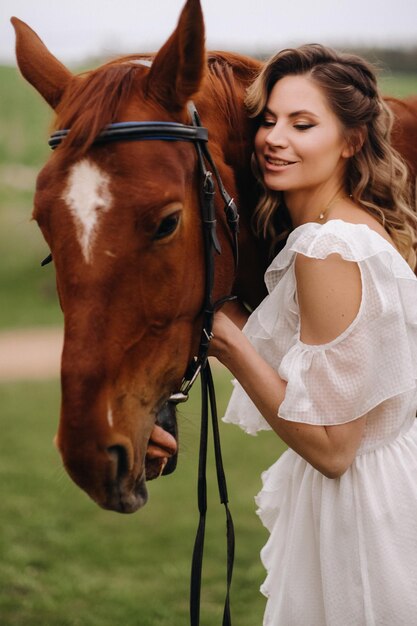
[212,45,417,625]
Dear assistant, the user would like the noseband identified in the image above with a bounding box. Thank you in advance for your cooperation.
[46,102,238,626]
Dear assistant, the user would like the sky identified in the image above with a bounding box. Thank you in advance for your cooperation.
[1,0,417,66]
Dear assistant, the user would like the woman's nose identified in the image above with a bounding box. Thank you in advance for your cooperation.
[265,124,289,148]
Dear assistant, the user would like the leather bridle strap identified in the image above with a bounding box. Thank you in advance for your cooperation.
[191,362,234,626]
[185,124,235,626]
[169,104,239,404]
[188,103,239,270]
[48,121,209,148]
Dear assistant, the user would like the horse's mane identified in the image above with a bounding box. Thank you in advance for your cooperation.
[54,57,151,157]
[53,51,262,158]
[205,52,261,140]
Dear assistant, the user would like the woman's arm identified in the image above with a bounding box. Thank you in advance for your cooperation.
[212,253,365,478]
[221,298,251,330]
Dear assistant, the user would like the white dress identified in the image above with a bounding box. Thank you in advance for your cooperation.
[223,219,417,626]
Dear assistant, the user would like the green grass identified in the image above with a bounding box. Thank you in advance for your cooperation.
[0,368,286,625]
[0,187,61,329]
[0,66,50,167]
[0,66,61,329]
[379,72,417,98]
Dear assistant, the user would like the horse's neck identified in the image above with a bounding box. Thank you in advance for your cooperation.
[195,53,261,227]
[195,53,269,309]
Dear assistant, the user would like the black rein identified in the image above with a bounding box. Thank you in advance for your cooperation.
[46,103,238,626]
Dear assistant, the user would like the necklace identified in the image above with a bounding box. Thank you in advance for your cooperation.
[315,193,348,223]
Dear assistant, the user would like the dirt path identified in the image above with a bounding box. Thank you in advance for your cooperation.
[0,327,63,381]
[0,327,223,382]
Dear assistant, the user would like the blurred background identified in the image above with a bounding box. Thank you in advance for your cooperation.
[0,1,416,624]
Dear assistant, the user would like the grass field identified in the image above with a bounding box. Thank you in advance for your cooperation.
[0,369,285,626]
[0,65,59,328]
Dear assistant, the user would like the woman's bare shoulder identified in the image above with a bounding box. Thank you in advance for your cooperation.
[327,201,396,248]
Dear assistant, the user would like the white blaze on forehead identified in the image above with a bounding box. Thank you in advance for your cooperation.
[63,159,112,263]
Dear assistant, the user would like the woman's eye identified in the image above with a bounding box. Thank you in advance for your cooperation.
[294,123,315,131]
[260,117,275,128]
[153,213,180,240]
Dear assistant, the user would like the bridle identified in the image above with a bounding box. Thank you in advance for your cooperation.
[47,103,239,400]
[46,102,238,626]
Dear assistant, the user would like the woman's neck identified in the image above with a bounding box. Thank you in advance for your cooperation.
[285,184,346,227]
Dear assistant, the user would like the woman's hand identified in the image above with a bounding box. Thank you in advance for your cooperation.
[209,311,243,364]
[146,424,177,478]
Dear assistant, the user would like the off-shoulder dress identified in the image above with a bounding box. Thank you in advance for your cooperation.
[223,219,417,625]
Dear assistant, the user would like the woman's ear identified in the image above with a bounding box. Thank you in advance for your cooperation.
[342,127,366,158]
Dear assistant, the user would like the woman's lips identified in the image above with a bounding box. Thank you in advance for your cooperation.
[265,155,297,167]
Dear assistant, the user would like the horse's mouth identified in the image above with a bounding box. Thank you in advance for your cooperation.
[61,401,179,513]
[146,401,178,480]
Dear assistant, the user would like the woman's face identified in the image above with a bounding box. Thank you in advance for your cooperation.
[254,74,351,195]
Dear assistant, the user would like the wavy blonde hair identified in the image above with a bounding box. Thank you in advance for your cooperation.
[246,44,417,269]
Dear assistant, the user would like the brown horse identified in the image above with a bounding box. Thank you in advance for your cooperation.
[12,0,417,513]
[12,0,268,513]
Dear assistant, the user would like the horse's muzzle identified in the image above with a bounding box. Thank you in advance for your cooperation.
[103,470,149,514]
[103,402,178,510]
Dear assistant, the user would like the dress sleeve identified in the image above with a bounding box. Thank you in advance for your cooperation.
[278,257,417,426]
[223,220,417,432]
[222,377,273,435]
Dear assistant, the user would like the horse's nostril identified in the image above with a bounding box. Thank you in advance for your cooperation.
[107,445,130,481]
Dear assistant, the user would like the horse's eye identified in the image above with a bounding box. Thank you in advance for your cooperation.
[153,213,180,240]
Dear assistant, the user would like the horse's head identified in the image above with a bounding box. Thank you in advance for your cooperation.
[12,0,237,512]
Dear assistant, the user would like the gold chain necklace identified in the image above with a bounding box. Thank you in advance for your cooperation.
[316,193,348,223]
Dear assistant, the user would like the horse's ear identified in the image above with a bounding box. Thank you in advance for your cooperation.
[11,17,72,109]
[147,0,205,110]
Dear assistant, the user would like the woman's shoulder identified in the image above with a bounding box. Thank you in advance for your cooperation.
[264,217,415,293]
[288,217,399,262]
[327,203,396,245]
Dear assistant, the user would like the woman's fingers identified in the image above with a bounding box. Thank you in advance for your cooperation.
[146,444,170,459]
[147,424,177,458]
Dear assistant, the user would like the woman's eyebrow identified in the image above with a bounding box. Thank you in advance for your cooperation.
[288,110,320,119]
[263,107,320,119]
